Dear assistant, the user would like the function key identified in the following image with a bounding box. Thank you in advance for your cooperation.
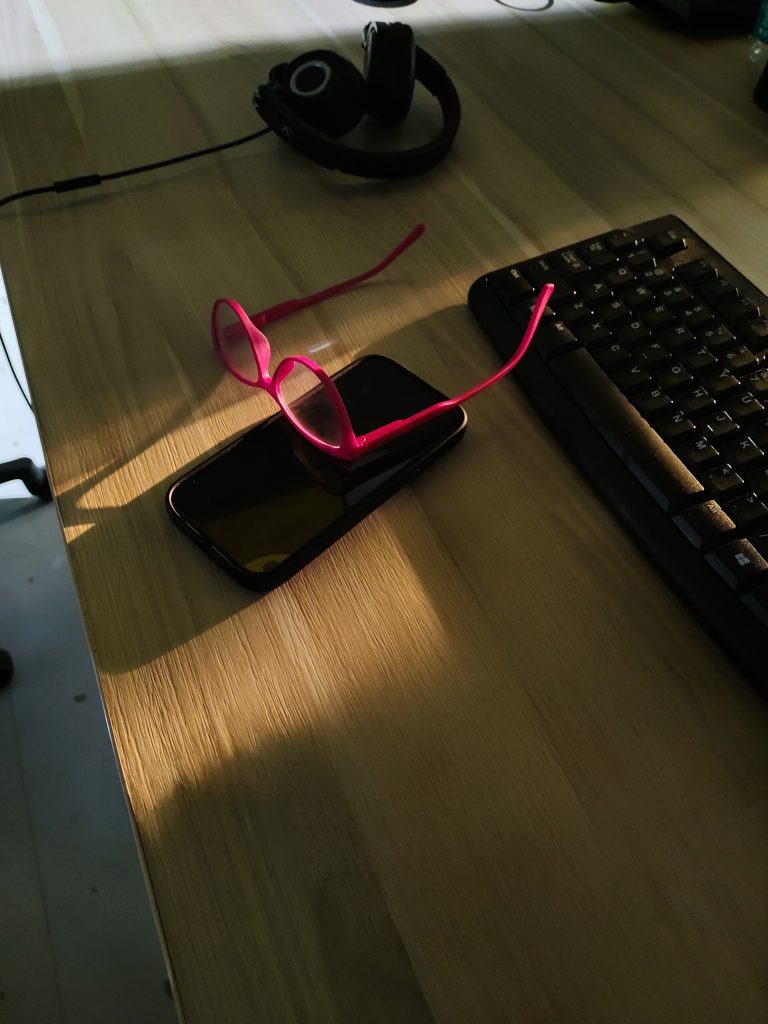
[719,296,762,326]
[489,266,535,307]
[552,248,593,283]
[579,239,619,269]
[520,257,575,303]
[625,247,656,272]
[678,259,719,286]
[606,229,637,253]
[699,278,738,306]
[649,227,687,256]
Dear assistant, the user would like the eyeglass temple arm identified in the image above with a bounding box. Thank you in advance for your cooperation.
[248,223,427,328]
[359,283,555,451]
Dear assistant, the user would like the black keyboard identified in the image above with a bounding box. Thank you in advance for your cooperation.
[468,214,768,693]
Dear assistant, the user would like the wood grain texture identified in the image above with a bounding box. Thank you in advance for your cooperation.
[2,1,767,1021]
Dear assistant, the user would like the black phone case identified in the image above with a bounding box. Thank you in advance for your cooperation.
[166,356,467,590]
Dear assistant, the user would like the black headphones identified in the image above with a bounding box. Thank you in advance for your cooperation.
[253,22,461,179]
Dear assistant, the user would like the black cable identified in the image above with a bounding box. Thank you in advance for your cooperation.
[0,125,272,210]
[0,123,273,409]
[0,324,33,412]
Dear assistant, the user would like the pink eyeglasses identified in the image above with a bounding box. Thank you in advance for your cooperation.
[212,225,553,460]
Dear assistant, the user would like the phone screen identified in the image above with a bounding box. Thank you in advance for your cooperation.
[167,355,466,587]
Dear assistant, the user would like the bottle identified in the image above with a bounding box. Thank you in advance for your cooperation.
[749,0,768,62]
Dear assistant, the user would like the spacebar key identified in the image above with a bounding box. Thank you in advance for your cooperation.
[549,349,705,513]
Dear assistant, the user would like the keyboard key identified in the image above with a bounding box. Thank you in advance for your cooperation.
[636,342,671,368]
[532,322,580,359]
[634,386,672,419]
[723,437,765,470]
[606,229,637,253]
[697,324,736,352]
[741,318,768,352]
[725,392,765,425]
[641,304,676,331]
[699,278,738,306]
[610,363,652,393]
[579,239,619,269]
[580,281,613,305]
[654,363,693,392]
[596,299,632,326]
[549,348,704,512]
[675,436,721,472]
[703,464,746,499]
[641,266,673,288]
[605,267,636,291]
[721,346,760,375]
[726,493,768,531]
[656,410,696,443]
[659,324,696,353]
[741,581,768,625]
[681,304,715,330]
[575,320,612,347]
[649,227,687,256]
[553,249,593,282]
[720,296,761,326]
[520,258,575,303]
[706,539,768,591]
[622,284,656,309]
[658,284,695,309]
[615,320,651,347]
[625,247,656,271]
[681,346,717,376]
[678,259,718,285]
[746,420,768,449]
[679,385,716,418]
[742,368,768,397]
[594,342,631,370]
[490,267,535,306]
[672,500,735,551]
[557,299,593,326]
[747,466,768,497]
[702,367,741,398]
[703,411,740,442]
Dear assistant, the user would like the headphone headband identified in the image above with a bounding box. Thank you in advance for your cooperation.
[254,45,461,179]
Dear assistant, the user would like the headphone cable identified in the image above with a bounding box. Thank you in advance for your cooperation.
[0,125,272,209]
[0,124,272,411]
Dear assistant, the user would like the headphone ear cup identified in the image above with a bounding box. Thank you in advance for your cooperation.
[276,50,367,138]
[364,23,415,125]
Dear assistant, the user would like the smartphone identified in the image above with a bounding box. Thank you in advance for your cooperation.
[166,355,466,589]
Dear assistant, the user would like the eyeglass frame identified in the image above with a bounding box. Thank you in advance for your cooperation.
[212,224,553,460]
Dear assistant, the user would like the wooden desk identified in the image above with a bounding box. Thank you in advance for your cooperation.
[2,1,767,1020]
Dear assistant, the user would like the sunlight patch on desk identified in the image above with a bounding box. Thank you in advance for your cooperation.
[0,0,580,83]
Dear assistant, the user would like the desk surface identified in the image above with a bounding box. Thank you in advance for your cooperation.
[2,1,768,1021]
